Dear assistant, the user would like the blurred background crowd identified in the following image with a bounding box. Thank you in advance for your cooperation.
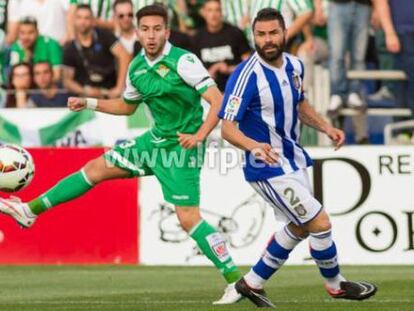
[0,0,412,144]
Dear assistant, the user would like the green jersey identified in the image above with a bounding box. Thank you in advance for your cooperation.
[123,41,215,139]
[250,0,313,26]
[9,35,62,67]
[222,0,249,29]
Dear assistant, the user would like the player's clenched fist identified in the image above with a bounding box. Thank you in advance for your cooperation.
[67,97,86,112]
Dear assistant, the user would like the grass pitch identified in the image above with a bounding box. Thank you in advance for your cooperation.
[0,265,412,311]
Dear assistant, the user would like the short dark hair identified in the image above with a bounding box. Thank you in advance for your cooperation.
[76,3,94,15]
[19,16,38,28]
[252,8,286,31]
[203,0,221,5]
[33,61,52,71]
[113,0,133,11]
[136,4,168,26]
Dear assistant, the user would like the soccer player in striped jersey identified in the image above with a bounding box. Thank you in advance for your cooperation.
[219,8,377,307]
[0,4,242,304]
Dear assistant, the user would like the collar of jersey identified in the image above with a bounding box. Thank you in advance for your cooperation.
[255,51,287,71]
[141,41,172,67]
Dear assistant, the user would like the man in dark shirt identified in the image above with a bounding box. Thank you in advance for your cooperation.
[192,0,251,91]
[375,0,414,117]
[63,4,130,98]
[30,61,69,108]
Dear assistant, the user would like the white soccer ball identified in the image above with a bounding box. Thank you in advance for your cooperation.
[0,144,35,193]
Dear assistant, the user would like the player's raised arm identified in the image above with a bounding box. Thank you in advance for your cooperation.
[67,97,138,115]
[298,99,345,150]
[67,63,142,116]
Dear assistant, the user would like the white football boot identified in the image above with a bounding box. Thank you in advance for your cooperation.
[213,282,243,305]
[0,196,36,228]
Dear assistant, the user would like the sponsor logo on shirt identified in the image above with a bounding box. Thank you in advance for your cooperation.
[185,55,195,63]
[224,94,242,116]
[156,64,170,78]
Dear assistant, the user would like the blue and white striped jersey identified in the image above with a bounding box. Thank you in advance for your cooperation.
[218,52,313,182]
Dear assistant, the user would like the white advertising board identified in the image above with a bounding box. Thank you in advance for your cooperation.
[139,146,414,265]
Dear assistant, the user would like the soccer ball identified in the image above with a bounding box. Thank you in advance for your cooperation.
[0,144,35,193]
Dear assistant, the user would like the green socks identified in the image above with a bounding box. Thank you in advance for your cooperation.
[190,220,241,283]
[28,170,94,215]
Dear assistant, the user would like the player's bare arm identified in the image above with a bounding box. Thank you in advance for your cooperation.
[298,100,345,149]
[68,97,138,116]
[178,86,222,149]
[221,120,279,165]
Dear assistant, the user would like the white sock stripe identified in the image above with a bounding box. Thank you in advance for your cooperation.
[188,219,204,236]
[42,197,52,209]
[80,169,95,186]
[310,229,332,239]
[262,254,282,270]
[264,251,285,267]
[309,232,333,251]
[274,226,302,250]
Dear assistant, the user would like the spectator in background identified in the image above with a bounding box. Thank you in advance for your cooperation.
[113,0,138,55]
[6,62,34,108]
[6,0,76,45]
[0,0,7,32]
[30,62,69,108]
[132,0,192,33]
[9,17,63,82]
[185,0,205,31]
[233,0,315,47]
[192,0,251,91]
[368,4,395,101]
[241,0,314,46]
[63,4,130,98]
[297,0,329,91]
[327,0,371,144]
[221,0,250,35]
[71,0,116,30]
[374,0,414,117]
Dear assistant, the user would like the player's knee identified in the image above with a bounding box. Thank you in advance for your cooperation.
[287,223,309,239]
[305,209,332,233]
[83,159,105,184]
[176,207,201,232]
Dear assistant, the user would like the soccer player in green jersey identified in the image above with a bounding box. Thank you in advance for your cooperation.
[0,4,242,304]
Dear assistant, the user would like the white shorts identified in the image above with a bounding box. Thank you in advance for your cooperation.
[250,169,322,226]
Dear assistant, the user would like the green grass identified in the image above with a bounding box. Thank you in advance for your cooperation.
[0,265,412,311]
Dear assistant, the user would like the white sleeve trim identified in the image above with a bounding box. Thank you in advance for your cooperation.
[123,70,142,102]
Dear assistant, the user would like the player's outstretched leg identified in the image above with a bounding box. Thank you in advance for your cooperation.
[175,206,242,304]
[234,225,305,308]
[307,210,377,300]
[0,156,130,228]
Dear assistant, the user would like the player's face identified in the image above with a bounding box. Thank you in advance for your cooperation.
[203,1,223,28]
[74,8,94,35]
[137,15,170,59]
[115,3,135,32]
[18,24,37,48]
[253,19,286,62]
[33,63,53,89]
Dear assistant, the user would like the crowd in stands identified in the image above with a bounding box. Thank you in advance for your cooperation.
[0,0,412,143]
